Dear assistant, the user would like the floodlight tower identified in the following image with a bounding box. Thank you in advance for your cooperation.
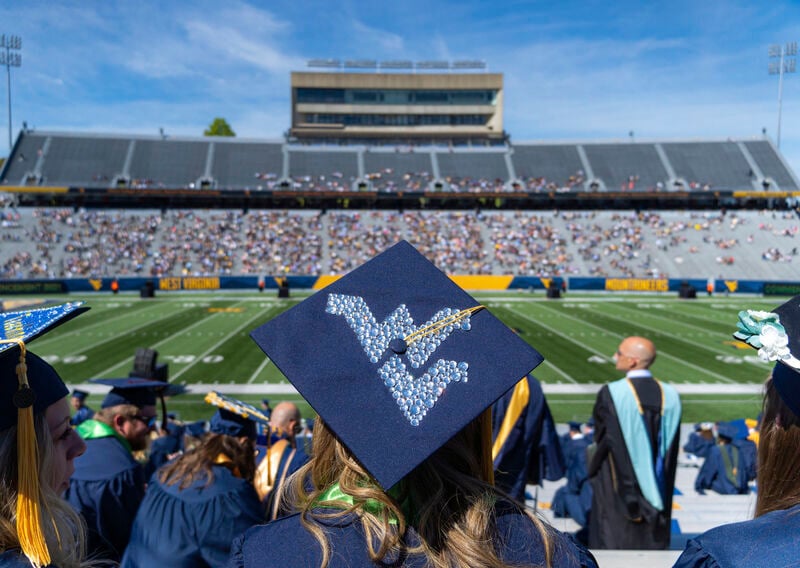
[768,41,796,149]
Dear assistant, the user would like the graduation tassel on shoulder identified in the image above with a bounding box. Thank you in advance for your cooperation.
[5,338,51,567]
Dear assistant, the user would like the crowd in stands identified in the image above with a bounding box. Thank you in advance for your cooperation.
[1,207,798,279]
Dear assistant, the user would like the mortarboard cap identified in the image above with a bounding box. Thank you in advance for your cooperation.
[91,377,164,409]
[0,302,88,430]
[71,389,89,401]
[0,301,88,566]
[716,421,739,441]
[250,240,544,490]
[568,421,582,432]
[733,296,800,417]
[205,391,270,439]
[186,420,207,438]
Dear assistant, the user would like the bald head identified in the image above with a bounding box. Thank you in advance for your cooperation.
[271,401,302,440]
[614,336,656,372]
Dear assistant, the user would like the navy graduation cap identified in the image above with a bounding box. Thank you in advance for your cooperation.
[205,391,271,439]
[734,295,800,417]
[0,302,88,430]
[250,240,544,490]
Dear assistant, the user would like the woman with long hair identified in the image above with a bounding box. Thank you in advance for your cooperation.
[121,394,265,568]
[0,303,93,568]
[231,241,597,568]
[674,298,800,567]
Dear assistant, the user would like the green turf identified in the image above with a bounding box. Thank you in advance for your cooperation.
[17,291,783,423]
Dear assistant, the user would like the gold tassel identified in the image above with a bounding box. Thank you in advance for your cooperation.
[2,339,51,567]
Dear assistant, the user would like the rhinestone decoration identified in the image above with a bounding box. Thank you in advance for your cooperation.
[327,294,473,426]
[0,302,85,355]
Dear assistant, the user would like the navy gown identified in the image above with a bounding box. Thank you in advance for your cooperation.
[65,436,146,562]
[122,465,265,567]
[227,501,597,568]
[673,503,800,567]
[492,375,565,501]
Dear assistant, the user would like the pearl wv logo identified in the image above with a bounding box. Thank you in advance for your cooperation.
[326,294,473,426]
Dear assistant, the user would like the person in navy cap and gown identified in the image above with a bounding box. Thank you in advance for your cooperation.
[552,421,593,536]
[491,374,565,503]
[122,392,265,567]
[65,377,163,563]
[0,302,93,568]
[675,297,800,567]
[69,389,94,426]
[230,241,597,568]
[693,421,753,495]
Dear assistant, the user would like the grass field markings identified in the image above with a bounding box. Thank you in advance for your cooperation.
[248,355,273,384]
[90,302,250,379]
[540,359,578,384]
[508,308,612,361]
[592,305,769,369]
[169,305,282,383]
[530,302,737,384]
[31,301,173,347]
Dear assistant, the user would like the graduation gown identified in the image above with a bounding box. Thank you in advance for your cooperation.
[683,432,715,459]
[492,375,565,502]
[694,442,751,495]
[552,435,593,526]
[673,503,800,568]
[227,501,598,568]
[65,435,146,562]
[70,405,94,426]
[587,375,682,550]
[0,551,57,567]
[121,465,265,568]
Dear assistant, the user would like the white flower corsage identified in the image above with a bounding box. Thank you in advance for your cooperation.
[733,309,800,369]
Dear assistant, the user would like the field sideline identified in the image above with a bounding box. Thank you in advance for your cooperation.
[15,291,780,423]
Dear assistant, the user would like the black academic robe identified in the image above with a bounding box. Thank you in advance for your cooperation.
[587,377,681,550]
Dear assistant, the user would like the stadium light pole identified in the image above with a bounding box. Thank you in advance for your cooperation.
[768,41,796,149]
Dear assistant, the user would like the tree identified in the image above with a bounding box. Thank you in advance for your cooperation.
[204,118,236,137]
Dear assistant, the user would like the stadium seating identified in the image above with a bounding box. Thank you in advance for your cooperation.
[2,207,797,279]
[3,131,796,192]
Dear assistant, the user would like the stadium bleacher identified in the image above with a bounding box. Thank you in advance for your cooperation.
[3,131,797,192]
[1,207,797,279]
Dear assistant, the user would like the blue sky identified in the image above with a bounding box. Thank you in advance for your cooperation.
[3,0,800,177]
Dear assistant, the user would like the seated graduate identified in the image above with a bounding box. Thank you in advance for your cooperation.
[65,375,166,562]
[491,374,565,503]
[0,303,92,568]
[674,297,800,567]
[683,422,715,460]
[144,414,185,479]
[552,421,593,531]
[69,390,94,426]
[693,421,753,495]
[121,392,265,568]
[231,241,597,568]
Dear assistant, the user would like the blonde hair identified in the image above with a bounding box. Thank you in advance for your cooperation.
[283,415,556,568]
[0,413,97,568]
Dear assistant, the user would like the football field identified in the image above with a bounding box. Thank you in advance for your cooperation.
[22,292,780,423]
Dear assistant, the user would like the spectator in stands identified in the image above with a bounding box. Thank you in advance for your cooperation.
[122,394,265,567]
[232,241,597,568]
[0,304,91,568]
[674,297,800,566]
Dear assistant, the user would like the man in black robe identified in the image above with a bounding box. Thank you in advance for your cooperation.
[587,336,682,549]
